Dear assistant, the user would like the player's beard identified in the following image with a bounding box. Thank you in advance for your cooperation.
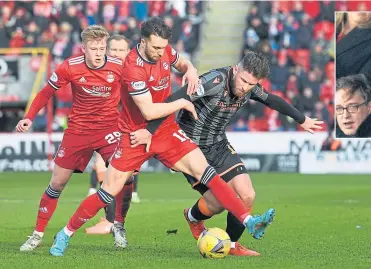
[231,78,240,98]
[144,47,158,63]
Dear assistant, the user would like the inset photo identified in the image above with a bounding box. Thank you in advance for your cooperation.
[335,74,371,138]
[335,12,371,138]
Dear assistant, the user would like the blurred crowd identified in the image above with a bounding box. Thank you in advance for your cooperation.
[230,1,337,132]
[0,1,203,57]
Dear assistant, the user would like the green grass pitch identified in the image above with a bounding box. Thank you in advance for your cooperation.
[0,172,370,269]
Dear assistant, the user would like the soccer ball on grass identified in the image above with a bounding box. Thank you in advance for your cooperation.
[197,228,231,259]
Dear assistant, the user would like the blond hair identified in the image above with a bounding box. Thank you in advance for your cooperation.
[336,12,371,36]
[81,25,110,44]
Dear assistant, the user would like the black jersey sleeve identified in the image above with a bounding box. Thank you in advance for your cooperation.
[251,84,305,124]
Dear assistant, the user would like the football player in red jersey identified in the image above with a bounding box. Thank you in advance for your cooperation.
[50,17,274,257]
[85,35,135,239]
[17,25,125,252]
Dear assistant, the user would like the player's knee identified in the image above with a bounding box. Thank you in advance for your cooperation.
[49,177,68,191]
[50,165,73,191]
[101,166,131,196]
[178,148,209,181]
[239,189,256,207]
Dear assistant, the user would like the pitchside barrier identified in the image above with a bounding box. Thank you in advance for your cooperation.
[0,132,370,174]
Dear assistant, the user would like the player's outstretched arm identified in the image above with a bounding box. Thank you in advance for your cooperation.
[252,87,323,133]
[15,84,56,132]
[131,90,197,121]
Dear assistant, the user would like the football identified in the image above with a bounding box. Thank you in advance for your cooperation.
[197,228,231,259]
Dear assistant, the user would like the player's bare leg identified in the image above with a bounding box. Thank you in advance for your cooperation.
[50,165,133,256]
[86,153,115,235]
[227,174,260,256]
[172,148,274,240]
[20,164,74,252]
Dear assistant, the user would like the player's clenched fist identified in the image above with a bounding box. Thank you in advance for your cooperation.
[15,119,32,132]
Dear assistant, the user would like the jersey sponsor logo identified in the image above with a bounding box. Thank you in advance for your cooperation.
[152,76,170,91]
[79,77,87,83]
[106,72,115,83]
[136,57,144,67]
[82,86,112,97]
[162,61,169,70]
[159,76,170,85]
[215,100,244,111]
[152,82,169,91]
[50,72,58,82]
[131,81,146,90]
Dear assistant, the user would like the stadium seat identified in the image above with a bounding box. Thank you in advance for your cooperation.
[302,1,320,19]
[314,21,334,41]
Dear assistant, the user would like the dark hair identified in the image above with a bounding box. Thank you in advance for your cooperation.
[240,51,270,79]
[141,17,172,39]
[107,34,129,49]
[336,74,371,102]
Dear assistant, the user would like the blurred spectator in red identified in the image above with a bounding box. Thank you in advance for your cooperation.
[286,74,299,94]
[319,79,333,104]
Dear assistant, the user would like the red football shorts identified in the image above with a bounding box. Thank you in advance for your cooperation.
[54,126,120,173]
[111,123,198,172]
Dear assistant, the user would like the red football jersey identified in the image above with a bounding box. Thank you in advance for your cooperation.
[118,44,179,133]
[48,55,123,134]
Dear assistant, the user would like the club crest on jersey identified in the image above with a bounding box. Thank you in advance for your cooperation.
[50,72,58,82]
[162,61,169,70]
[114,148,122,159]
[57,147,65,158]
[106,72,115,83]
[131,81,146,90]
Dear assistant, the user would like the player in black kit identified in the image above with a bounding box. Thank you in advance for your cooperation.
[130,51,323,256]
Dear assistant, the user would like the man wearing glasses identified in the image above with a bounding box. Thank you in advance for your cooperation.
[336,74,371,138]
